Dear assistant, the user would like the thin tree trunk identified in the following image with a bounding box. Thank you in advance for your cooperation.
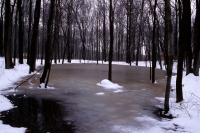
[0,0,4,56]
[103,0,106,62]
[176,0,186,103]
[152,0,157,83]
[29,0,41,73]
[193,1,200,76]
[27,0,32,65]
[185,1,193,75]
[108,0,113,81]
[164,0,173,113]
[96,14,99,65]
[17,0,23,64]
[40,0,55,87]
[13,10,18,66]
[4,0,13,69]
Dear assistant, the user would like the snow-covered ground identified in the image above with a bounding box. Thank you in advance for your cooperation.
[0,58,199,133]
[0,58,42,133]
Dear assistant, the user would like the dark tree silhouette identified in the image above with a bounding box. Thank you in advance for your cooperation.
[152,0,157,83]
[176,0,190,103]
[40,0,55,87]
[108,0,114,81]
[17,0,24,64]
[193,1,200,76]
[29,0,41,73]
[164,0,173,113]
[4,0,13,69]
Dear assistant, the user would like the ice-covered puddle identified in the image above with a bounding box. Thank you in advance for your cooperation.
[0,94,76,133]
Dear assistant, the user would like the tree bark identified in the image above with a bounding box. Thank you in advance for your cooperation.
[103,0,106,62]
[185,1,193,75]
[27,0,32,65]
[40,0,55,87]
[0,1,3,57]
[176,0,187,103]
[4,0,13,69]
[164,0,173,113]
[108,0,113,81]
[193,1,200,76]
[29,0,41,73]
[17,0,23,64]
[152,0,157,83]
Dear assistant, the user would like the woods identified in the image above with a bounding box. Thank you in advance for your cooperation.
[0,0,199,113]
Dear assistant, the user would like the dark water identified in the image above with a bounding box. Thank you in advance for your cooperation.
[0,95,75,133]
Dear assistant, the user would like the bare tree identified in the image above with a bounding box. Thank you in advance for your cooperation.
[4,0,14,69]
[29,0,41,73]
[193,0,200,76]
[108,0,114,81]
[17,0,24,64]
[0,0,4,56]
[164,0,173,113]
[176,0,188,103]
[152,0,158,83]
[40,0,55,87]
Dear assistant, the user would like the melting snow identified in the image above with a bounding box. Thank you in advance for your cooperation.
[97,79,123,89]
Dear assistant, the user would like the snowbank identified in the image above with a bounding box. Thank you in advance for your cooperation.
[154,63,200,133]
[0,95,13,112]
[97,79,123,89]
[0,58,42,133]
[0,121,26,133]
[39,83,55,89]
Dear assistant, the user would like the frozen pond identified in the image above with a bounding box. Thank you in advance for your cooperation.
[4,64,167,133]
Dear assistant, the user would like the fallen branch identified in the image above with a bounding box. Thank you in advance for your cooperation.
[191,93,200,100]
[14,66,44,90]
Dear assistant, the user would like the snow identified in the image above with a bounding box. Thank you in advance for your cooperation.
[97,79,123,89]
[96,79,124,94]
[0,58,199,133]
[112,116,165,133]
[39,83,45,89]
[0,58,42,133]
[96,92,105,95]
[112,61,200,133]
[0,95,13,112]
[38,83,55,89]
[159,70,200,133]
[0,121,26,133]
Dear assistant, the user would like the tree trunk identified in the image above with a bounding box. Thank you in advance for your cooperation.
[96,14,99,65]
[0,0,4,57]
[4,0,13,69]
[40,0,55,87]
[152,0,157,83]
[108,0,113,81]
[176,0,187,103]
[27,0,32,65]
[164,0,173,113]
[185,1,193,75]
[29,0,41,73]
[103,0,106,62]
[193,1,200,76]
[13,10,18,66]
[67,4,72,63]
[17,0,23,64]
[174,0,178,59]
